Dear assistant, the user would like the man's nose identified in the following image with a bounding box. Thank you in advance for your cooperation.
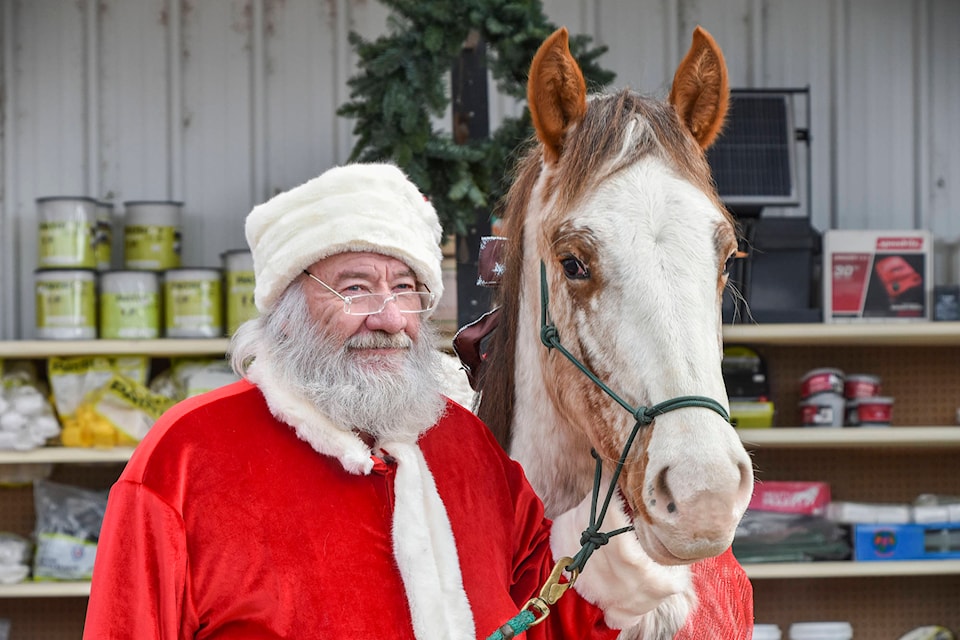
[363,297,406,333]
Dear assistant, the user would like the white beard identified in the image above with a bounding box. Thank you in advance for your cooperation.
[263,300,447,443]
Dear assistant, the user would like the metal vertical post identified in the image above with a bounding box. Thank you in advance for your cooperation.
[451,32,492,330]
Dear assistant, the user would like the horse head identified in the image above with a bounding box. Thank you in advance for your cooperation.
[477,27,753,566]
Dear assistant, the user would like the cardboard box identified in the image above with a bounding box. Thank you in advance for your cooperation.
[823,230,932,322]
[749,481,831,516]
[854,522,960,561]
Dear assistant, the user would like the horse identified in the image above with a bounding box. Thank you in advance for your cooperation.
[461,26,755,638]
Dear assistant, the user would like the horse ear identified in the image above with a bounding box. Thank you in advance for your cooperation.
[669,26,729,149]
[527,27,588,163]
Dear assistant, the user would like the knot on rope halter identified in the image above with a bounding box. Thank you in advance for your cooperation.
[579,528,614,549]
[539,323,559,350]
[632,406,657,426]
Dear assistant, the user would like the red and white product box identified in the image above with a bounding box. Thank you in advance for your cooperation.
[749,481,831,516]
[823,230,932,323]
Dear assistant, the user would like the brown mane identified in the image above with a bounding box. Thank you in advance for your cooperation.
[476,88,730,450]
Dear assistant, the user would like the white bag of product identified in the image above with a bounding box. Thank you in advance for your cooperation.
[32,479,107,581]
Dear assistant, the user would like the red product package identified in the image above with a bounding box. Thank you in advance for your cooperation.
[749,481,831,515]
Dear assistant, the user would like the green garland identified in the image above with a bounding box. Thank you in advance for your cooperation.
[337,0,615,236]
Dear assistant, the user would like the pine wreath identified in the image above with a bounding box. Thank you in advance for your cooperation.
[337,0,615,236]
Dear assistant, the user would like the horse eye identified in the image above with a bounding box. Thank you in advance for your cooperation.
[723,254,736,276]
[723,250,742,276]
[560,255,590,280]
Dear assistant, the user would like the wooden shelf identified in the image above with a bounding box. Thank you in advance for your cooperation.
[0,322,957,358]
[0,338,231,358]
[722,321,960,346]
[745,559,960,579]
[737,426,960,449]
[2,428,958,467]
[0,447,134,465]
[0,581,90,598]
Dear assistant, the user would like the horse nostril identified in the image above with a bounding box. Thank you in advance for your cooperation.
[655,466,677,515]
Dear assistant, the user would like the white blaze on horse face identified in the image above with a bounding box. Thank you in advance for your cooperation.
[537,156,753,564]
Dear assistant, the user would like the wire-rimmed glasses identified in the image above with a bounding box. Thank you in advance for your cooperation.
[302,270,436,316]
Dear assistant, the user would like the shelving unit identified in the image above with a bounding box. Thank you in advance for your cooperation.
[0,338,230,638]
[1,326,959,636]
[725,321,960,636]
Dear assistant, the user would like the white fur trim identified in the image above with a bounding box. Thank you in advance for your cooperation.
[247,356,473,639]
[387,442,475,640]
[245,163,444,314]
[246,359,373,475]
[550,491,693,633]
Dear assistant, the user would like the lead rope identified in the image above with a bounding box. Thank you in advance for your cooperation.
[485,262,730,640]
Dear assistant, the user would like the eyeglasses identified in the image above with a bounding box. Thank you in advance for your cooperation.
[302,270,437,316]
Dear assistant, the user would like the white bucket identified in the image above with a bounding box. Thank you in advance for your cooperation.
[163,268,223,338]
[36,196,99,269]
[95,201,114,271]
[221,249,257,335]
[34,269,97,339]
[123,200,183,270]
[789,622,853,640]
[99,271,161,339]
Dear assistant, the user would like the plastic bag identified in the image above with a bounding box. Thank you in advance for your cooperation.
[32,479,108,581]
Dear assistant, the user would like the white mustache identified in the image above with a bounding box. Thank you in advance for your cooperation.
[346,332,413,350]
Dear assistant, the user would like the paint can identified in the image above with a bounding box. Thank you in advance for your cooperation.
[854,396,894,427]
[163,268,223,338]
[800,397,844,428]
[36,196,99,269]
[844,374,882,400]
[99,271,161,339]
[788,622,853,640]
[34,269,97,340]
[95,201,114,271]
[799,368,845,427]
[123,200,183,270]
[221,249,257,335]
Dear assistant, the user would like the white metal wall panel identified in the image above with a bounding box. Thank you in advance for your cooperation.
[180,0,257,265]
[263,0,343,200]
[839,0,919,230]
[591,0,675,96]
[99,0,172,201]
[928,0,960,246]
[1,0,959,338]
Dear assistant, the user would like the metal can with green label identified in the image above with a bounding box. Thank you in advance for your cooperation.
[37,197,99,269]
[123,200,183,270]
[163,268,223,338]
[99,270,160,339]
[221,249,257,335]
[35,269,98,339]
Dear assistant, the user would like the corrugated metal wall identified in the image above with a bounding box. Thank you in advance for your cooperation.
[1,0,958,339]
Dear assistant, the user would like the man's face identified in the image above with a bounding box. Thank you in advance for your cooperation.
[302,251,424,348]
[274,251,444,440]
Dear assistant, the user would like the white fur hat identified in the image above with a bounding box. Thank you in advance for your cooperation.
[246,163,444,314]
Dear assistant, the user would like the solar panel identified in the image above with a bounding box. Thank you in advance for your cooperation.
[707,91,800,210]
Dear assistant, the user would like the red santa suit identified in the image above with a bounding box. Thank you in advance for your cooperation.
[84,354,752,639]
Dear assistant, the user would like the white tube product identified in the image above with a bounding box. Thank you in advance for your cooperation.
[34,269,97,339]
[123,200,183,270]
[36,196,99,269]
[789,622,853,640]
[95,200,114,271]
[163,268,223,338]
[753,625,783,640]
[99,271,160,339]
[221,249,257,335]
